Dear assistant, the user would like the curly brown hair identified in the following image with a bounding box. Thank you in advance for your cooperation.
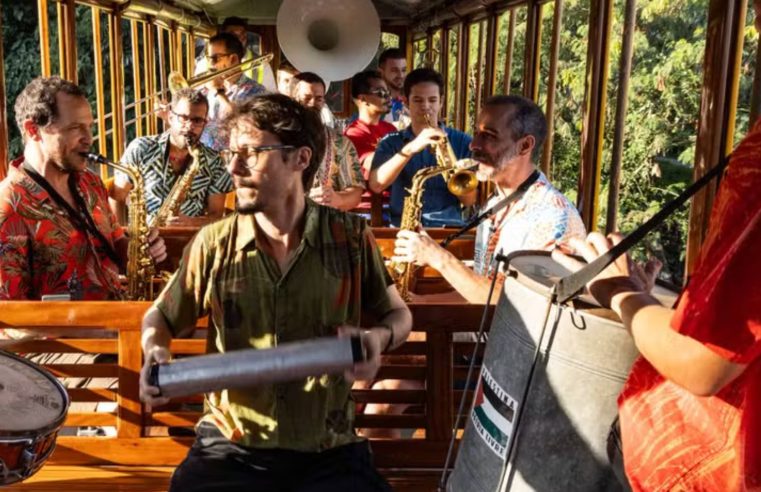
[226,93,326,189]
[14,76,87,138]
[171,88,208,115]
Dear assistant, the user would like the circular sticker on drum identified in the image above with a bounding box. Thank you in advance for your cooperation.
[0,353,66,432]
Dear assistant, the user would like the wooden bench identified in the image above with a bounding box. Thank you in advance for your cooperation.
[2,300,491,491]
[159,226,475,295]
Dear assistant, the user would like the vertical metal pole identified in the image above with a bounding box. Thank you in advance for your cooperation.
[686,0,747,274]
[92,8,108,178]
[38,0,52,76]
[541,0,565,178]
[578,0,613,232]
[131,20,144,137]
[605,0,637,234]
[523,1,543,101]
[108,11,125,159]
[503,9,516,94]
[0,5,8,178]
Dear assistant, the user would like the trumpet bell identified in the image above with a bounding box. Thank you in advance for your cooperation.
[447,168,479,196]
[276,0,380,82]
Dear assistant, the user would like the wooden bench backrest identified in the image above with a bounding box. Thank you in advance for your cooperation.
[0,301,491,469]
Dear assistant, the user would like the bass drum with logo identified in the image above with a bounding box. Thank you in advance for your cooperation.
[447,251,677,492]
[0,350,69,485]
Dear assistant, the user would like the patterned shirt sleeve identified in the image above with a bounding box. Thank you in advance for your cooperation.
[155,230,213,336]
[360,222,394,317]
[206,151,234,195]
[0,201,31,300]
[331,135,365,190]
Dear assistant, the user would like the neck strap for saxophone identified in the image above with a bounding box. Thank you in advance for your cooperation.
[23,162,122,269]
[441,169,541,248]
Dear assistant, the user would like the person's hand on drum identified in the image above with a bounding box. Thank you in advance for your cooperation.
[140,345,172,409]
[552,232,661,312]
[393,229,445,269]
[337,326,382,382]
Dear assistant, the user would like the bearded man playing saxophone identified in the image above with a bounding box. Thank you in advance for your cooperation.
[110,88,233,226]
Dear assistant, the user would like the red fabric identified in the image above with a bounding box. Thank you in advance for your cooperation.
[618,120,761,491]
[344,118,397,178]
[0,157,125,300]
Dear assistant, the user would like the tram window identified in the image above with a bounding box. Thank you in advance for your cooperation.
[1,0,61,157]
[446,24,460,127]
[494,9,515,95]
[413,38,428,69]
[509,6,528,96]
[431,29,442,73]
[465,20,488,133]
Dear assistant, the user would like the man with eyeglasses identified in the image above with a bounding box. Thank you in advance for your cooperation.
[111,88,232,225]
[140,93,411,491]
[200,32,267,152]
[292,72,365,211]
[345,70,397,179]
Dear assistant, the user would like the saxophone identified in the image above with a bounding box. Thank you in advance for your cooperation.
[86,153,155,301]
[387,166,451,301]
[150,137,202,228]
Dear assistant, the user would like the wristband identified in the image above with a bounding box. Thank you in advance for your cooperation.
[399,148,412,159]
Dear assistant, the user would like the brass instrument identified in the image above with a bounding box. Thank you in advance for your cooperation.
[424,114,479,196]
[86,153,155,301]
[168,53,274,94]
[387,166,452,301]
[150,138,202,228]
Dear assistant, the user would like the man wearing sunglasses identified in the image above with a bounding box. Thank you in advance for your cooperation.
[200,32,267,152]
[345,70,397,179]
[140,94,411,491]
[111,88,232,225]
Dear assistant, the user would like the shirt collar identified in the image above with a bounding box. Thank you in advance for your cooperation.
[234,199,321,252]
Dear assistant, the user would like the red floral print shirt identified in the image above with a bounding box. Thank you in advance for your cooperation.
[0,157,125,300]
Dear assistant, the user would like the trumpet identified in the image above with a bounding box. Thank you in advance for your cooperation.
[424,114,479,196]
[168,53,274,94]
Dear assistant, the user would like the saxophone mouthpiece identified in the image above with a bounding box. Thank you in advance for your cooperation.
[81,152,105,164]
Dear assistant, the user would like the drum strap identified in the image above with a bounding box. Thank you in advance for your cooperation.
[440,170,540,248]
[555,155,731,303]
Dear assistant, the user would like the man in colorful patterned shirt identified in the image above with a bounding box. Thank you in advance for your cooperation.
[200,32,267,151]
[139,94,411,491]
[293,72,365,211]
[111,88,232,224]
[0,76,167,302]
[393,95,585,303]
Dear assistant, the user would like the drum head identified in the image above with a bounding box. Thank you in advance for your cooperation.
[0,351,68,433]
[506,250,572,290]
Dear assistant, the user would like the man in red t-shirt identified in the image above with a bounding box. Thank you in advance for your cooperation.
[344,70,397,179]
[554,92,761,490]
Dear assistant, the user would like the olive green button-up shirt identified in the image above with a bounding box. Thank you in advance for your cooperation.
[155,200,393,451]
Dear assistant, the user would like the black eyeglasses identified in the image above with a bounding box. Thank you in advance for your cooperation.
[205,53,232,63]
[220,144,296,168]
[171,111,207,126]
[368,88,391,98]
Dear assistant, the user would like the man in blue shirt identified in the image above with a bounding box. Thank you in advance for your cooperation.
[369,68,475,227]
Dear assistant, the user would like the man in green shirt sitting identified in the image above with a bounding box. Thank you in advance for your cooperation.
[139,93,411,491]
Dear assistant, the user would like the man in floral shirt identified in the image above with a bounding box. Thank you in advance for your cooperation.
[0,76,167,302]
[200,33,267,151]
[292,72,365,211]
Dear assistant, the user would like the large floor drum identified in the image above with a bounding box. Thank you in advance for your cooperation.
[448,251,660,492]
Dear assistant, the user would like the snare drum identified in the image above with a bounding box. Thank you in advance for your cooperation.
[0,350,69,485]
[449,251,678,492]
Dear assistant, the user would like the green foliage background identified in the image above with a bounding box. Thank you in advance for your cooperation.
[2,0,757,284]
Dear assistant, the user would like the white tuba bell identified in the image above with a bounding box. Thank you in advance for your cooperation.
[276,0,381,83]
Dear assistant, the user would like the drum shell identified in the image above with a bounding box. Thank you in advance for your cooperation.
[0,350,69,485]
[449,263,638,492]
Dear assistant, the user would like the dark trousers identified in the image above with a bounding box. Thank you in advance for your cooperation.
[607,417,632,492]
[169,424,391,492]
